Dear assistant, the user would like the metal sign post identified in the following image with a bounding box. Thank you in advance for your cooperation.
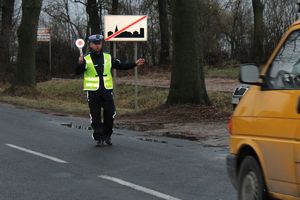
[37,28,51,76]
[134,42,138,112]
[49,37,52,75]
[113,42,117,102]
[104,15,148,112]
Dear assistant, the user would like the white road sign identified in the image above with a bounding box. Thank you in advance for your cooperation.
[104,15,148,42]
[37,28,51,42]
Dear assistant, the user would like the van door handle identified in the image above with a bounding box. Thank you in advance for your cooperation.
[297,97,300,114]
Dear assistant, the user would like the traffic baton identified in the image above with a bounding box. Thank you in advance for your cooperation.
[75,39,85,56]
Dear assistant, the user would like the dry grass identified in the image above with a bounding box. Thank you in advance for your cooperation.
[0,79,232,121]
[205,66,239,79]
[0,95,88,114]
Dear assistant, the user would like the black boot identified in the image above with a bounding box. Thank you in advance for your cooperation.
[104,137,113,146]
[96,139,104,146]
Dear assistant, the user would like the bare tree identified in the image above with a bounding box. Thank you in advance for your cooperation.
[140,0,160,65]
[252,0,264,64]
[14,0,43,87]
[87,0,100,34]
[264,0,296,59]
[43,0,85,39]
[109,0,119,53]
[167,0,210,105]
[0,0,15,82]
[158,0,170,65]
[111,0,119,14]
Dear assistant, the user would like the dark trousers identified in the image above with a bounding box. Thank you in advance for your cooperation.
[87,90,116,141]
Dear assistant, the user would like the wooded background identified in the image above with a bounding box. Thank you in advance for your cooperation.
[0,0,298,105]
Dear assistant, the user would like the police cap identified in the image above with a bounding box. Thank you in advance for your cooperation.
[88,34,104,44]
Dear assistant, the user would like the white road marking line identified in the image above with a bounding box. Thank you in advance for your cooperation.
[6,144,68,164]
[98,175,183,200]
[215,154,227,160]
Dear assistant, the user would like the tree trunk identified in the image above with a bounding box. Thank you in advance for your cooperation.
[109,0,118,54]
[111,0,119,14]
[166,0,210,105]
[87,0,100,34]
[14,0,43,86]
[0,0,15,82]
[158,0,170,65]
[252,0,264,64]
[99,0,103,32]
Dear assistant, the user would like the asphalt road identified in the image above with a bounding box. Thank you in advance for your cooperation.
[0,103,236,200]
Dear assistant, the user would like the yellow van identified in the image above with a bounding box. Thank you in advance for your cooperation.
[227,21,300,200]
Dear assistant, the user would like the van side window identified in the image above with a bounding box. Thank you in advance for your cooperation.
[267,31,300,89]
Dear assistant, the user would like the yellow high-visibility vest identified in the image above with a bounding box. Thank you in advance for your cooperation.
[83,53,113,90]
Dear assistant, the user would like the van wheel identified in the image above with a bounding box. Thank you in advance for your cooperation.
[238,156,269,200]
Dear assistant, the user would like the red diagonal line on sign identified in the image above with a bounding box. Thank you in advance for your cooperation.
[105,15,147,41]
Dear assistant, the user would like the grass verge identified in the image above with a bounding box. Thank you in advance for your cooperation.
[205,66,239,79]
[0,79,232,121]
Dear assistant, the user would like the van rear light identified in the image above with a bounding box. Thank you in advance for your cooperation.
[228,118,233,135]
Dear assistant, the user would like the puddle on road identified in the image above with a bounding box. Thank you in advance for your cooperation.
[53,113,69,117]
[138,137,168,144]
[61,123,126,137]
[162,132,198,141]
[203,144,228,148]
[61,123,125,135]
[115,123,164,132]
[61,122,92,131]
[37,110,69,117]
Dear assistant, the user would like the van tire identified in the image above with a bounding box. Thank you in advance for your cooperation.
[238,156,269,200]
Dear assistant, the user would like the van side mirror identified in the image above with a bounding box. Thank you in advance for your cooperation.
[239,64,260,85]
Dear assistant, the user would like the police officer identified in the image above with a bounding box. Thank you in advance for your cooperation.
[75,34,145,145]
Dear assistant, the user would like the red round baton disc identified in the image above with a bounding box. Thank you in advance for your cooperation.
[75,39,85,48]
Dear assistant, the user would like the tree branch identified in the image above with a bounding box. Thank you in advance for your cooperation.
[71,0,87,7]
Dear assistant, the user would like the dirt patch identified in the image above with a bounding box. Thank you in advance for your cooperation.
[114,71,234,147]
[116,104,231,147]
[205,78,239,92]
[153,122,229,147]
[116,121,229,147]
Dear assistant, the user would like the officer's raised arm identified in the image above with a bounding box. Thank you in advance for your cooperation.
[112,58,145,70]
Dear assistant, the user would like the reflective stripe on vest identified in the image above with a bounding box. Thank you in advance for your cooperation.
[83,53,113,91]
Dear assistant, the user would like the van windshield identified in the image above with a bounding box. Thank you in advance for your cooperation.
[267,30,300,89]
